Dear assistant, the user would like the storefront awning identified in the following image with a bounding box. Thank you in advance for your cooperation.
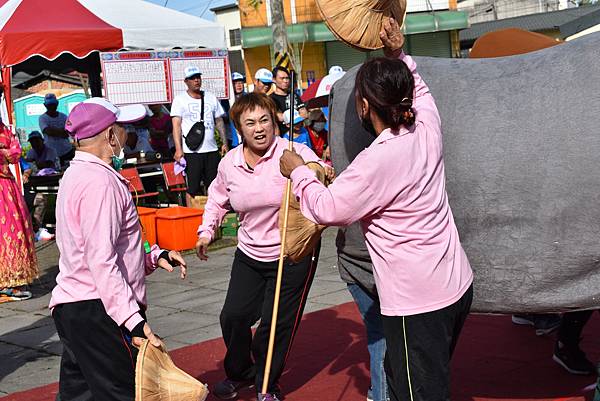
[241,11,469,49]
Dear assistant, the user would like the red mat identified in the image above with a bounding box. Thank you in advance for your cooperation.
[2,302,599,401]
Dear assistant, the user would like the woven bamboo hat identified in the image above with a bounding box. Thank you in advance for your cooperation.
[135,339,209,401]
[316,0,407,51]
[279,162,330,263]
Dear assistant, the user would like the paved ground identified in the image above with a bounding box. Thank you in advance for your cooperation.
[0,229,351,396]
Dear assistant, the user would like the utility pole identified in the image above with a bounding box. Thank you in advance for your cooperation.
[270,0,290,64]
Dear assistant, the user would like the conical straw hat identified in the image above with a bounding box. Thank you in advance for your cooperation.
[316,0,407,51]
[279,162,330,263]
[135,339,209,401]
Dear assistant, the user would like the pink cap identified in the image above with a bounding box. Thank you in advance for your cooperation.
[65,98,147,140]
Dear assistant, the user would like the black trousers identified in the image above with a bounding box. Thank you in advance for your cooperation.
[53,300,142,401]
[381,285,473,401]
[220,248,318,393]
[184,151,220,195]
[558,310,596,346]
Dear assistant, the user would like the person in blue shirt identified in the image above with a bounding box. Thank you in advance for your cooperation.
[228,72,247,148]
[281,109,312,149]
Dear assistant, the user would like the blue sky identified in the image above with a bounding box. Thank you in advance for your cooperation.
[144,0,236,20]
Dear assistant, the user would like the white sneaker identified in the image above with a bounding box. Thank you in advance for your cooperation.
[37,228,55,241]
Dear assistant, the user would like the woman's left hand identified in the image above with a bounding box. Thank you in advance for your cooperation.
[324,166,335,182]
[380,17,404,58]
[280,149,305,178]
[157,250,187,279]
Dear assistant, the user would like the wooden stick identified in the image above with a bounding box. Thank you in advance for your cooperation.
[261,69,296,395]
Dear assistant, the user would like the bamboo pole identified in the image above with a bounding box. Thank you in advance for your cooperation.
[261,71,296,396]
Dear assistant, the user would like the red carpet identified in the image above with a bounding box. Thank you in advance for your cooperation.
[2,302,599,401]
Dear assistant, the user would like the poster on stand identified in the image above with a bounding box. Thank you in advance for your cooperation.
[100,49,230,106]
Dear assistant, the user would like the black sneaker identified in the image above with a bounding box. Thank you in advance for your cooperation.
[553,341,596,375]
[213,378,255,399]
[512,314,561,336]
[258,393,281,401]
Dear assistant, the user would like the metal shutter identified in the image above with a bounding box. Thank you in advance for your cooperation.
[407,31,452,58]
[325,41,367,71]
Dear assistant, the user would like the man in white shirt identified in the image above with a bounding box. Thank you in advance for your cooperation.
[171,66,227,205]
[38,93,74,165]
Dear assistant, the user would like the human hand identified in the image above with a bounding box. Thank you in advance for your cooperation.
[132,323,163,348]
[324,165,335,182]
[174,148,184,161]
[380,18,404,58]
[157,250,187,279]
[279,149,305,178]
[195,236,211,261]
[221,143,229,157]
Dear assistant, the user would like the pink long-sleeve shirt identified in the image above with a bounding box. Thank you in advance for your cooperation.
[290,52,473,316]
[198,136,321,262]
[49,151,163,331]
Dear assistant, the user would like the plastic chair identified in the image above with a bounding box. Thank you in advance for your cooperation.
[120,167,160,204]
[161,162,187,205]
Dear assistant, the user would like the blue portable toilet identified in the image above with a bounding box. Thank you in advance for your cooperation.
[13,90,88,136]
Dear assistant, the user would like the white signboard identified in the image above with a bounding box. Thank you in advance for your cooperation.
[407,0,450,12]
[100,49,230,106]
[170,55,229,98]
[25,103,46,116]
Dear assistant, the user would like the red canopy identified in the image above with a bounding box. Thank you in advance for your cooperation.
[0,0,122,68]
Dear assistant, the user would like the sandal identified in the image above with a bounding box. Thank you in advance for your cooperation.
[0,287,33,301]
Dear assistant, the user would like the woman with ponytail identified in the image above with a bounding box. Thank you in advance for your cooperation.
[280,17,473,401]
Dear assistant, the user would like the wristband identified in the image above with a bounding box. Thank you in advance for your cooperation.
[131,320,146,338]
[158,250,181,266]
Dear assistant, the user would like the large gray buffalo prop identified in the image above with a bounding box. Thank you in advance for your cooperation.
[328,32,600,314]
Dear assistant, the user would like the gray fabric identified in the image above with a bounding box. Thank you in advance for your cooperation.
[329,76,377,294]
[328,32,600,313]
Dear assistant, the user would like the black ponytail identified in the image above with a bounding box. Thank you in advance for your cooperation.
[355,57,415,131]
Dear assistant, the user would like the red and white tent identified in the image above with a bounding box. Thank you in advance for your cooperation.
[0,0,226,121]
[0,0,225,188]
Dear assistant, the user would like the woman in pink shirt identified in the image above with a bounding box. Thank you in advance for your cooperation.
[280,20,473,401]
[195,93,331,401]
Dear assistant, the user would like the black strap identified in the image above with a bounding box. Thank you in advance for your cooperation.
[200,91,205,122]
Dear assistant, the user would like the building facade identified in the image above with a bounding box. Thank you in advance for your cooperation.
[211,3,246,75]
[239,0,469,87]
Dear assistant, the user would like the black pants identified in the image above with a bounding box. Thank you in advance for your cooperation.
[185,151,220,195]
[558,310,596,346]
[220,248,318,393]
[53,300,142,401]
[381,285,473,401]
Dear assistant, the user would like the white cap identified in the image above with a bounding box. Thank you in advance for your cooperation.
[329,66,344,76]
[255,68,273,83]
[232,72,245,81]
[283,109,304,125]
[184,66,202,79]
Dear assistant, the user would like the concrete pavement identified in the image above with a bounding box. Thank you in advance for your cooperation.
[0,229,351,396]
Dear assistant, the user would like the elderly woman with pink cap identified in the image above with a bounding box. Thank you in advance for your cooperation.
[50,98,187,401]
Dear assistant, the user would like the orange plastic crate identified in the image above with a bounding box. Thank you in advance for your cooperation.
[137,207,158,245]
[155,207,203,251]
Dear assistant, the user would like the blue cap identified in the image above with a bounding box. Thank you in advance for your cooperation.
[184,66,202,79]
[44,93,58,106]
[254,68,273,84]
[28,130,43,141]
[232,72,245,81]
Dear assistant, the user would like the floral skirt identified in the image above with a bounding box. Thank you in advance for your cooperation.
[0,177,38,287]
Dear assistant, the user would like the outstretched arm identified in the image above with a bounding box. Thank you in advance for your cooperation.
[381,18,440,128]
